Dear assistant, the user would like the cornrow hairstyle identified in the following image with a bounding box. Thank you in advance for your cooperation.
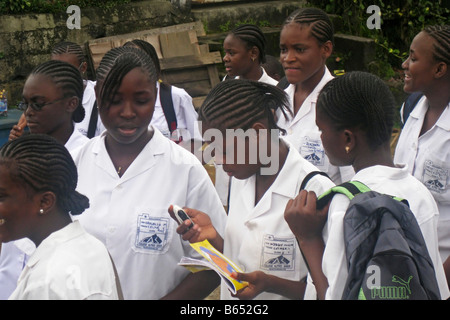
[123,39,161,78]
[423,25,450,65]
[316,71,396,150]
[283,7,334,46]
[95,46,158,110]
[51,41,86,65]
[229,24,267,64]
[30,59,85,123]
[198,79,292,134]
[0,134,89,215]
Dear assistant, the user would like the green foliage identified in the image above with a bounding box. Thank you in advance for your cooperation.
[0,0,136,14]
[309,0,449,79]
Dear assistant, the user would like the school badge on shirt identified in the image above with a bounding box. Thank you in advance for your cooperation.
[423,160,448,194]
[135,213,170,253]
[300,136,325,167]
[260,234,295,272]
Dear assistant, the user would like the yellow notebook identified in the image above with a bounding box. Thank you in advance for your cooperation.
[179,240,248,294]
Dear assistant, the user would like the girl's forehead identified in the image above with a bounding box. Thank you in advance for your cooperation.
[23,74,59,96]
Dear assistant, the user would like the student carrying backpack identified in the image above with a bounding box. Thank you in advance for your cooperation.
[316,181,442,300]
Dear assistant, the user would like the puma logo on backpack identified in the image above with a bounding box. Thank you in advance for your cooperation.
[316,181,442,300]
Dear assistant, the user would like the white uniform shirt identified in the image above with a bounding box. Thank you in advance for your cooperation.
[0,129,90,300]
[276,67,354,185]
[74,80,105,138]
[221,143,335,300]
[151,82,202,143]
[72,128,227,300]
[394,98,450,262]
[310,165,450,300]
[9,221,119,300]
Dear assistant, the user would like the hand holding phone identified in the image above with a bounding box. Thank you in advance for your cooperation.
[173,205,195,230]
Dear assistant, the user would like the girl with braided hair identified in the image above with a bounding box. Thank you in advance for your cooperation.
[222,24,278,85]
[9,42,105,140]
[9,59,89,150]
[284,71,449,300]
[276,7,354,185]
[0,59,92,299]
[394,25,450,286]
[169,79,335,300]
[0,134,120,299]
[123,39,202,150]
[216,24,279,208]
[72,46,227,300]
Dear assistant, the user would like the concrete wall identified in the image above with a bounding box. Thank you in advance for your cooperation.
[0,0,383,105]
[0,0,191,104]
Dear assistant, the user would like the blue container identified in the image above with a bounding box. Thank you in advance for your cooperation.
[0,109,23,147]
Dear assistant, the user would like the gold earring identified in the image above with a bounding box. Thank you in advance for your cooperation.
[345,146,350,154]
[251,57,255,62]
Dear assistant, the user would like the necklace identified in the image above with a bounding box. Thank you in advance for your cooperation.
[117,166,122,175]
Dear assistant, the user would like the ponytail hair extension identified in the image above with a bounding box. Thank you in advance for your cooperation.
[95,46,158,110]
[51,41,86,65]
[317,71,396,150]
[30,60,85,123]
[0,134,89,215]
[423,25,450,65]
[198,79,291,134]
[283,7,334,46]
[229,24,267,64]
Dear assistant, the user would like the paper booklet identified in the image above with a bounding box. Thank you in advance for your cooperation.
[178,239,248,294]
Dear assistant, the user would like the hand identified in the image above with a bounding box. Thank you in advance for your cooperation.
[231,271,267,300]
[168,205,220,247]
[284,190,330,243]
[9,125,24,141]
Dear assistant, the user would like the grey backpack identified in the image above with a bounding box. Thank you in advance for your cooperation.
[316,181,441,300]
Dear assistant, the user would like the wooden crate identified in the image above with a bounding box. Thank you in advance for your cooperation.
[85,21,222,109]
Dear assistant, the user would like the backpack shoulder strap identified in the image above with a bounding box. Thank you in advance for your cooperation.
[87,100,98,139]
[159,83,177,133]
[276,76,290,90]
[300,171,331,190]
[316,181,371,210]
[402,92,423,125]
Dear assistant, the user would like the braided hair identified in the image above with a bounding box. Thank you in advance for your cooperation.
[228,24,267,64]
[283,7,334,46]
[317,71,396,150]
[30,59,85,123]
[51,41,86,65]
[0,134,89,215]
[95,46,157,110]
[423,25,450,65]
[198,79,291,133]
[123,39,161,78]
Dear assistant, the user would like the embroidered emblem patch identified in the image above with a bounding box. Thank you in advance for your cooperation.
[261,234,295,271]
[423,160,448,194]
[135,213,169,252]
[300,136,325,167]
